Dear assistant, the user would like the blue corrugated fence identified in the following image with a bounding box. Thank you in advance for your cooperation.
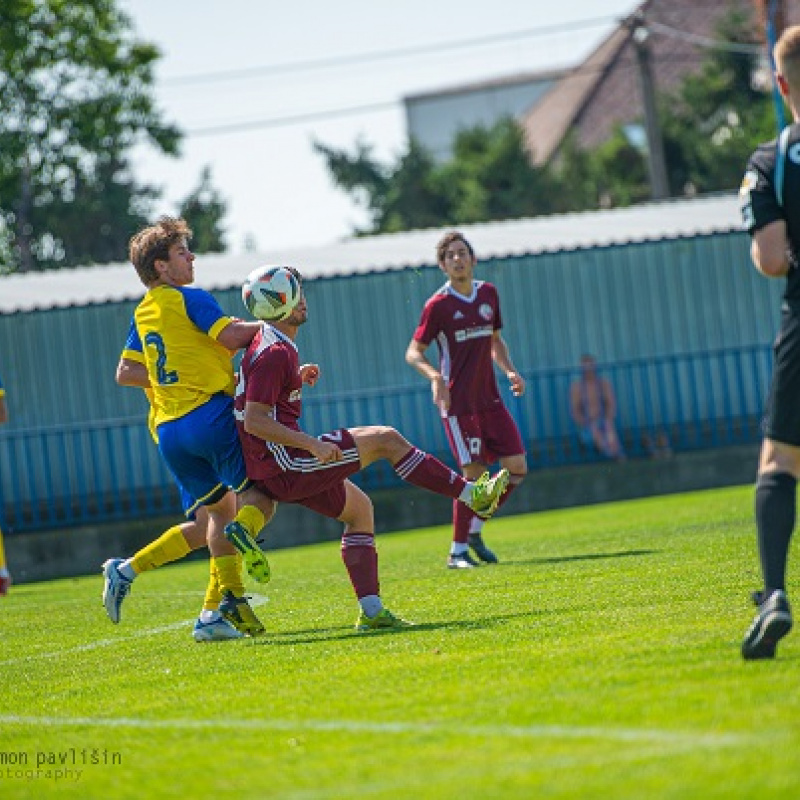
[0,345,770,534]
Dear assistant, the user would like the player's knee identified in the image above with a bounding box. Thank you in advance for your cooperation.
[377,426,410,456]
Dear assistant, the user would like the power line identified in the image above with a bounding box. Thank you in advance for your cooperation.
[648,21,762,54]
[163,15,623,87]
[182,55,719,139]
[187,100,398,137]
[182,15,767,139]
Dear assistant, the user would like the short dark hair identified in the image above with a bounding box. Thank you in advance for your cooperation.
[129,217,192,286]
[436,231,474,265]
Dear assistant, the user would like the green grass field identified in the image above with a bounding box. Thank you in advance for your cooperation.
[1,484,798,799]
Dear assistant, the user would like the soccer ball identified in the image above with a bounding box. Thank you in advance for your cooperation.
[242,265,301,322]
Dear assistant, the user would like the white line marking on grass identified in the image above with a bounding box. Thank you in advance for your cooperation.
[0,593,269,666]
[0,714,750,748]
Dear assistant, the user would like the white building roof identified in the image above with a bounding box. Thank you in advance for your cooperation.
[0,193,742,313]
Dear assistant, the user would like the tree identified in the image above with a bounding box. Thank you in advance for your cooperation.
[315,119,558,235]
[315,7,778,236]
[178,166,228,254]
[657,8,774,197]
[0,0,180,272]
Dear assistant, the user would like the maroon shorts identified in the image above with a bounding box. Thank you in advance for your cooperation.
[251,428,362,519]
[443,406,524,467]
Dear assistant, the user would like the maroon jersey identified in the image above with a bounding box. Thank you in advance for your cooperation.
[413,280,503,416]
[234,323,303,480]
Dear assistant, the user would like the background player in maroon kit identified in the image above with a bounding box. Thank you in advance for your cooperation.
[228,269,509,630]
[406,231,527,568]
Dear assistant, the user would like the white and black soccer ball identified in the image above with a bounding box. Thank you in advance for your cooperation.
[242,265,301,322]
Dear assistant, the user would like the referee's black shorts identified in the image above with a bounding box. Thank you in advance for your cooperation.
[764,302,800,446]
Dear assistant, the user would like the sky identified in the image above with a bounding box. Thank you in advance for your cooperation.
[120,0,642,255]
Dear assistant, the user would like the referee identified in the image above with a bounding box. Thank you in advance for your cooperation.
[739,25,800,659]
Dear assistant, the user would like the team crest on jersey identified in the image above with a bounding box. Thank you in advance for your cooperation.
[479,303,493,321]
[739,169,758,197]
[289,388,302,402]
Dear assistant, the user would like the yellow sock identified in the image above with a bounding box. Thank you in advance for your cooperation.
[130,525,191,574]
[203,560,222,611]
[235,505,267,538]
[0,525,7,572]
[214,553,244,598]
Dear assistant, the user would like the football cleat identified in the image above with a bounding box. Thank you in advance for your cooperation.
[101,558,132,623]
[193,617,245,642]
[355,607,414,632]
[224,520,271,583]
[741,589,793,660]
[468,533,498,564]
[219,591,266,636]
[469,469,509,519]
[447,551,479,569]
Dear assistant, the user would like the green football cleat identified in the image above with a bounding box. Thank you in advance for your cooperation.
[355,607,414,632]
[224,520,271,583]
[469,469,509,519]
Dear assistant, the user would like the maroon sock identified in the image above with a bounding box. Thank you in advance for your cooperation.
[453,499,473,544]
[394,447,466,498]
[341,532,379,598]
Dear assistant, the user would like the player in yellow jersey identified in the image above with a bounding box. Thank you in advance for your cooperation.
[0,372,10,596]
[102,217,275,641]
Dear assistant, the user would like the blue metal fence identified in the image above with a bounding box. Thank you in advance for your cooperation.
[0,345,771,534]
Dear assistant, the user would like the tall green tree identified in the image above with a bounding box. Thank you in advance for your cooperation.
[315,119,557,235]
[0,0,180,272]
[178,166,228,254]
[657,9,774,196]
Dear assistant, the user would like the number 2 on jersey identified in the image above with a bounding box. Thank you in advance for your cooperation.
[144,332,178,385]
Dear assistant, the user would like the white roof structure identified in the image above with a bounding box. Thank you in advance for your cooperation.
[0,193,743,313]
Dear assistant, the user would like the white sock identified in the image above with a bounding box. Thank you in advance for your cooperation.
[119,560,136,581]
[359,595,383,618]
[450,542,469,556]
[200,610,221,623]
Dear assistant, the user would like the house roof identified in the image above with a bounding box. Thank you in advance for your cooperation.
[0,193,742,313]
[521,22,632,165]
[521,0,773,164]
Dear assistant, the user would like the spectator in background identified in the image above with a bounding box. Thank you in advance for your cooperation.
[569,354,625,461]
[0,372,10,596]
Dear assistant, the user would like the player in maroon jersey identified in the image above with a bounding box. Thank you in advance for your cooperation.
[406,231,527,569]
[226,268,509,630]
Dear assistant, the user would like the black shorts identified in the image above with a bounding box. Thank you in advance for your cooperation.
[764,303,800,446]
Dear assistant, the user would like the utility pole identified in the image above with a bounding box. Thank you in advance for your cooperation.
[631,18,670,200]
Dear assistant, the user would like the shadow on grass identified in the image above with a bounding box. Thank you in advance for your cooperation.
[506,548,656,567]
[248,612,533,647]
